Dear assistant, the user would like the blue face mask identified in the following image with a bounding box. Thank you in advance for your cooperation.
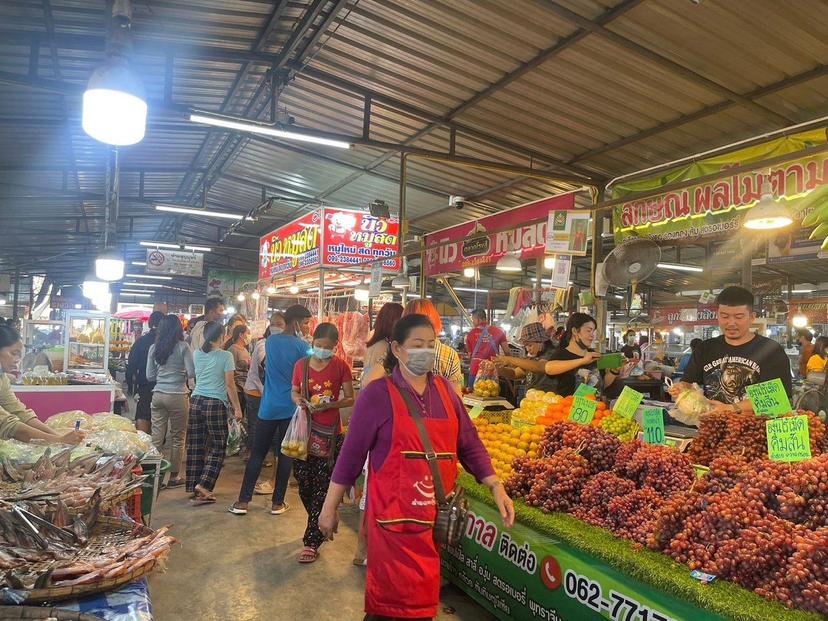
[312,347,333,360]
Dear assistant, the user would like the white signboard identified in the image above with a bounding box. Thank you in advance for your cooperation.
[544,210,591,256]
[548,254,572,289]
[369,262,383,297]
[146,249,204,277]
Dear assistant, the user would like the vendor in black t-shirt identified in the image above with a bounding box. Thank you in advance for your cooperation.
[505,313,621,397]
[620,329,642,360]
[667,286,793,414]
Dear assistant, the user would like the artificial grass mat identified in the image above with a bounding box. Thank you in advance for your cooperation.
[458,474,822,621]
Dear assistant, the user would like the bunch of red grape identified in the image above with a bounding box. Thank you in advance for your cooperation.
[504,457,543,499]
[525,448,592,513]
[687,411,728,465]
[612,439,644,477]
[780,526,828,615]
[574,472,636,527]
[539,422,620,473]
[622,444,695,497]
[646,491,706,552]
[695,454,751,495]
[605,487,665,544]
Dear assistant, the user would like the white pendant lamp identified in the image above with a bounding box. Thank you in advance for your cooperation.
[82,1,146,146]
[82,275,109,300]
[496,253,522,272]
[95,248,125,281]
[463,267,476,278]
[743,180,793,230]
[289,284,300,295]
[354,284,370,302]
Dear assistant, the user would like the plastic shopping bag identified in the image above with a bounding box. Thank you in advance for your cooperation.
[226,418,242,457]
[280,407,309,460]
[473,360,500,398]
[669,382,714,427]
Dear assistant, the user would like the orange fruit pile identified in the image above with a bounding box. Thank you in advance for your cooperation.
[472,418,544,480]
[536,393,610,427]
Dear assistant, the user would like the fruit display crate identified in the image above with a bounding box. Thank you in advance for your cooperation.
[441,474,821,621]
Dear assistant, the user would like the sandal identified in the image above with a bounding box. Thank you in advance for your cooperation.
[191,495,216,506]
[298,547,318,564]
[166,477,186,489]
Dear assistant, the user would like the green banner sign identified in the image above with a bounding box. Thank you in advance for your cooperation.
[766,415,811,462]
[614,386,644,420]
[441,497,726,621]
[746,379,792,417]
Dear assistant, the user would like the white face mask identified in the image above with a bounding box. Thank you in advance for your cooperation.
[400,348,436,377]
[270,328,284,336]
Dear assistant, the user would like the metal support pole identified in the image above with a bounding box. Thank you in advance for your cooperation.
[28,277,34,319]
[317,269,324,322]
[398,153,408,256]
[419,246,427,298]
[534,257,543,305]
[787,277,794,348]
[362,95,371,141]
[436,278,473,325]
[12,269,20,321]
[741,239,753,289]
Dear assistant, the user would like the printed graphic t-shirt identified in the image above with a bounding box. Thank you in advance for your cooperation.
[292,356,352,429]
[682,334,792,404]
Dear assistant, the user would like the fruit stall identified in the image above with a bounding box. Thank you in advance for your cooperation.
[447,389,828,621]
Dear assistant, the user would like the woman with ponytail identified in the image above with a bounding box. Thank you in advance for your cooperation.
[0,320,84,444]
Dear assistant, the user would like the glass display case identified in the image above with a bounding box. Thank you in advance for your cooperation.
[20,320,66,372]
[64,311,111,373]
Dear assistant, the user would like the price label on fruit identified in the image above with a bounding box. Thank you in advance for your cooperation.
[468,405,485,420]
[745,378,792,418]
[614,386,644,420]
[766,415,811,462]
[642,408,665,445]
[568,396,597,425]
[573,383,598,397]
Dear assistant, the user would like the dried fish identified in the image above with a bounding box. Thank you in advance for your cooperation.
[33,568,53,589]
[1,457,21,483]
[82,489,101,531]
[71,517,88,546]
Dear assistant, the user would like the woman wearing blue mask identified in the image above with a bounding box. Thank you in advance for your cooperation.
[290,322,354,563]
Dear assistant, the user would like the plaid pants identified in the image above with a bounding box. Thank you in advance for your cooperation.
[186,395,229,493]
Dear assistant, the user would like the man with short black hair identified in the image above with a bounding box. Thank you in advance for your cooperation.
[188,298,225,352]
[465,308,507,384]
[669,286,792,414]
[126,311,164,434]
[797,329,815,378]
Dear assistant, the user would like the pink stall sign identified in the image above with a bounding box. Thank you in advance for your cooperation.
[423,193,575,277]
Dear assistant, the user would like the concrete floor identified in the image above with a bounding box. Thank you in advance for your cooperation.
[148,457,496,621]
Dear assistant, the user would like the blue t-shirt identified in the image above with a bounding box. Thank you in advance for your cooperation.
[192,349,235,401]
[259,333,310,420]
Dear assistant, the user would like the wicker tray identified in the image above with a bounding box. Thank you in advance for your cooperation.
[0,606,103,620]
[23,517,164,605]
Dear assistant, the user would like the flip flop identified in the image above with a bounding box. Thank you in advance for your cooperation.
[298,547,318,564]
[191,496,216,506]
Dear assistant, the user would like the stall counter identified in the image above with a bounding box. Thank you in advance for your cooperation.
[441,475,820,621]
[12,384,114,420]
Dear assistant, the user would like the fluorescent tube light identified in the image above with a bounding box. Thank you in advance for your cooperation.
[657,263,704,273]
[155,204,249,220]
[452,287,490,293]
[123,282,164,288]
[189,113,352,149]
[131,261,147,266]
[140,241,179,249]
[120,291,152,297]
[184,245,211,252]
[125,273,172,281]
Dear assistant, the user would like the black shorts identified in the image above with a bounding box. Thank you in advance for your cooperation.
[135,387,153,421]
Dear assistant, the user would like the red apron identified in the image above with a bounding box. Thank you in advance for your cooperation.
[365,377,459,619]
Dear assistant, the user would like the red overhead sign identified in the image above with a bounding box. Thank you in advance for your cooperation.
[258,211,321,280]
[423,193,576,277]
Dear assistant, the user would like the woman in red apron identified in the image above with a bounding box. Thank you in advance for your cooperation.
[319,314,515,620]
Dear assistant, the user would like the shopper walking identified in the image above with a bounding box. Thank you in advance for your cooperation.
[361,302,403,388]
[225,324,251,419]
[402,299,463,393]
[319,314,514,620]
[188,298,225,352]
[229,304,312,516]
[186,321,242,505]
[290,322,354,563]
[146,314,194,488]
[126,311,164,434]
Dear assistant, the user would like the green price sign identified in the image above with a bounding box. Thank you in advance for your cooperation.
[568,396,597,425]
[766,415,811,462]
[573,383,598,397]
[745,378,792,417]
[642,408,665,445]
[614,386,644,420]
[468,405,484,420]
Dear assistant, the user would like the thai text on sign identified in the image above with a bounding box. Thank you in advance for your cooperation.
[766,415,811,462]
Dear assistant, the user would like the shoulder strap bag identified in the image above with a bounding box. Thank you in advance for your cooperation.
[396,384,468,547]
[304,357,340,466]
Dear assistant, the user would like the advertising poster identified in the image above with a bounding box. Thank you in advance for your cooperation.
[321,208,401,271]
[424,193,576,277]
[258,211,321,280]
[207,270,258,299]
[545,211,591,256]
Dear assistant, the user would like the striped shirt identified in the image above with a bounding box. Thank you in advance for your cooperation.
[434,341,463,386]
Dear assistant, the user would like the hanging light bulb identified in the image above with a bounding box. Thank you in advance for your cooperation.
[82,275,109,300]
[95,248,125,281]
[392,275,411,289]
[463,267,476,278]
[289,284,300,295]
[266,285,276,295]
[743,180,793,230]
[791,314,808,328]
[237,292,246,302]
[543,256,556,270]
[354,285,370,302]
[496,253,522,272]
[81,1,146,146]
[251,291,261,301]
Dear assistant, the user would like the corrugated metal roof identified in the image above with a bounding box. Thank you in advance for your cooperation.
[0,0,826,305]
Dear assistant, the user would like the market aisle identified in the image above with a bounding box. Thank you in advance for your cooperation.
[149,457,495,621]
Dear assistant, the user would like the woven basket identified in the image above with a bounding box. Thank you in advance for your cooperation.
[0,606,103,620]
[23,517,165,605]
